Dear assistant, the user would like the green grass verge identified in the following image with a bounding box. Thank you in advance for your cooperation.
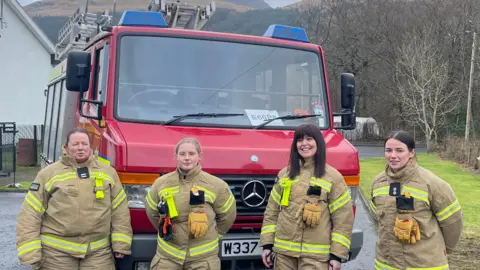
[359,153,480,239]
[0,181,32,191]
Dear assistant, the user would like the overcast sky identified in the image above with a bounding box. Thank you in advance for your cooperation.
[18,0,301,8]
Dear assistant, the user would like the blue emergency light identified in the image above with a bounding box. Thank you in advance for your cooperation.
[263,24,310,43]
[118,10,168,28]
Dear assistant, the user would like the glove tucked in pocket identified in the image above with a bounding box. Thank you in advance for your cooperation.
[295,186,322,228]
[188,186,208,238]
[394,192,421,244]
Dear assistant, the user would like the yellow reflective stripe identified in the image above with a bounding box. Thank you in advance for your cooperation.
[375,259,449,270]
[40,234,88,253]
[331,232,350,249]
[301,242,330,254]
[157,234,186,260]
[45,172,77,191]
[17,240,42,256]
[112,233,132,245]
[270,187,281,205]
[436,199,461,222]
[159,186,180,218]
[261,224,276,235]
[218,234,224,238]
[90,237,110,251]
[146,191,157,211]
[370,200,377,212]
[274,237,329,254]
[375,259,400,270]
[402,186,429,205]
[112,189,127,210]
[189,238,219,256]
[329,190,351,213]
[25,191,45,213]
[196,186,216,204]
[279,178,299,206]
[309,177,332,192]
[274,237,301,252]
[373,186,389,197]
[217,193,235,214]
[407,265,449,270]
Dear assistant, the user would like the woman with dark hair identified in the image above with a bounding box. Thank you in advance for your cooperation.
[16,127,132,270]
[371,130,463,269]
[260,124,354,270]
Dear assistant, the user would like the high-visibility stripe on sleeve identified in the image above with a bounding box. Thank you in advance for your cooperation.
[112,233,132,245]
[372,186,389,197]
[217,193,235,214]
[261,224,276,235]
[146,191,157,211]
[331,232,351,249]
[111,189,127,210]
[329,190,351,213]
[436,199,461,222]
[270,187,281,205]
[25,191,45,213]
[17,240,42,256]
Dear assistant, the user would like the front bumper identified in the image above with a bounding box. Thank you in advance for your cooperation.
[115,229,363,270]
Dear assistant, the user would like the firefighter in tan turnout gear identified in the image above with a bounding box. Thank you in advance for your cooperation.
[145,137,237,270]
[371,130,463,270]
[261,124,355,270]
[16,128,132,270]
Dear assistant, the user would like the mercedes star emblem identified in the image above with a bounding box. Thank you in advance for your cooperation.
[241,180,267,208]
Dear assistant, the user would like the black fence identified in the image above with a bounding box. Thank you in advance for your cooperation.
[0,122,16,177]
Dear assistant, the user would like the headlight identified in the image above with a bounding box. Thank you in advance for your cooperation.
[124,184,151,209]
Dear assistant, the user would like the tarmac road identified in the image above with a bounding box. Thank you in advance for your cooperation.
[0,146,410,269]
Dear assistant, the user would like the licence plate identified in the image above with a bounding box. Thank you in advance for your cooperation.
[135,262,150,270]
[221,239,262,257]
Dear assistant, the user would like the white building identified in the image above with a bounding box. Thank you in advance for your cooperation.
[0,0,55,126]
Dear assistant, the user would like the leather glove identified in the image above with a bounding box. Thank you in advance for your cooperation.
[394,216,413,243]
[295,198,321,228]
[188,186,208,238]
[410,218,421,244]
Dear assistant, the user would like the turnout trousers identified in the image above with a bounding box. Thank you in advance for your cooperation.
[32,245,116,270]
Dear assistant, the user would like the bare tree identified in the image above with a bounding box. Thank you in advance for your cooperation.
[394,27,461,151]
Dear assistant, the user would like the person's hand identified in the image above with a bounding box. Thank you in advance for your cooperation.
[328,259,341,270]
[114,252,124,259]
[261,249,273,268]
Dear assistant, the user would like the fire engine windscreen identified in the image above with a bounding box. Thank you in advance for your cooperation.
[116,35,330,129]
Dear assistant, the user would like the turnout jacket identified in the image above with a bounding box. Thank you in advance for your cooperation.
[16,153,132,265]
[260,161,354,261]
[145,166,237,265]
[371,159,463,269]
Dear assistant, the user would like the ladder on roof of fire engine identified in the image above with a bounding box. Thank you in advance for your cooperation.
[148,0,216,30]
[54,0,112,61]
[54,0,216,61]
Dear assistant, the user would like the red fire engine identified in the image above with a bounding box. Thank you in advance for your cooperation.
[41,1,363,269]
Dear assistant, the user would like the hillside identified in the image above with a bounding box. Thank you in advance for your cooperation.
[24,0,259,17]
[224,0,271,9]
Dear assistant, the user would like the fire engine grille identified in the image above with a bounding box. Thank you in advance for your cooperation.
[213,174,277,216]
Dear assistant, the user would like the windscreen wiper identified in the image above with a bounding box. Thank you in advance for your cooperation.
[163,113,245,125]
[254,114,323,129]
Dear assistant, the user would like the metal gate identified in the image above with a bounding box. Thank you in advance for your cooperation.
[0,122,16,177]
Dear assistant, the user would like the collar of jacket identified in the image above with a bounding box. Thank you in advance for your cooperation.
[176,165,202,182]
[300,159,314,170]
[385,157,417,182]
[60,153,97,169]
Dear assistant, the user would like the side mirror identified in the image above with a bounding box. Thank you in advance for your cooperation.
[333,73,356,130]
[65,51,91,92]
[341,73,355,110]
